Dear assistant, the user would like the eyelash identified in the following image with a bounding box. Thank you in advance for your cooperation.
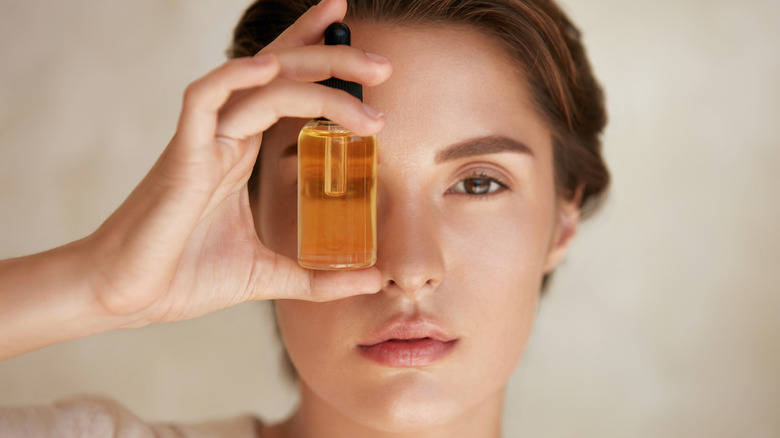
[447,170,509,197]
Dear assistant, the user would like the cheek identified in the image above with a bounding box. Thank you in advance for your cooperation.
[274,300,353,376]
[440,201,550,372]
[274,301,324,388]
[473,247,539,326]
[442,197,553,292]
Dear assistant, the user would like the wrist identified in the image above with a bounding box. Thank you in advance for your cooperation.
[79,229,154,330]
[0,236,144,361]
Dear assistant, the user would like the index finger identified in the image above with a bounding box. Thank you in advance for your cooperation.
[261,0,348,53]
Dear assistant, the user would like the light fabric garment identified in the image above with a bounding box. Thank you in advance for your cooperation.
[0,396,264,438]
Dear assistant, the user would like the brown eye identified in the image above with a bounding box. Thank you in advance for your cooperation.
[465,178,491,194]
[450,176,506,195]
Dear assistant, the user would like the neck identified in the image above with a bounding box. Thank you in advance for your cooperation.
[267,381,504,438]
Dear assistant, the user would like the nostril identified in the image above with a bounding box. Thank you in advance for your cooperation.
[382,276,439,296]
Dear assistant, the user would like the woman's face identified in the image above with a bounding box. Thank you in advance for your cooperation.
[254,23,579,433]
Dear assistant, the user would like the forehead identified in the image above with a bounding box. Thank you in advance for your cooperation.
[346,21,550,161]
[261,22,552,169]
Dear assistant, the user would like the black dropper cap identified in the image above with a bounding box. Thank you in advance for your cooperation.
[319,23,363,102]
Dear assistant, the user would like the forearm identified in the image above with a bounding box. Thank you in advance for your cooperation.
[0,238,126,361]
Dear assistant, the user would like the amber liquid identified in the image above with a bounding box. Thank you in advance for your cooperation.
[298,120,377,269]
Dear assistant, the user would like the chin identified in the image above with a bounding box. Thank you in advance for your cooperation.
[342,372,466,434]
[356,399,462,434]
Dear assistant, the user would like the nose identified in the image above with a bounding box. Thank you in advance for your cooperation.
[376,189,445,298]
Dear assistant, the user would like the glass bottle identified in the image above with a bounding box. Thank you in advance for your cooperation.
[297,23,377,269]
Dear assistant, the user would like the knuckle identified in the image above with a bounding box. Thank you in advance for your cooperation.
[182,59,244,109]
[308,270,318,300]
[182,80,206,108]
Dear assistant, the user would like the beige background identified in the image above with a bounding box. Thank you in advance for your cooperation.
[1,0,778,436]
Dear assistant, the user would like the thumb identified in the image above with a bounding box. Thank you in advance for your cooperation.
[252,253,382,302]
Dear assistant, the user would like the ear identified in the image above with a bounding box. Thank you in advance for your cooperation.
[543,186,583,273]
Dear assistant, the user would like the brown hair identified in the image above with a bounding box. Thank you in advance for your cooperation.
[230,0,609,218]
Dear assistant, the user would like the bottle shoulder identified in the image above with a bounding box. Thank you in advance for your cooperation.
[302,119,347,132]
[300,119,375,140]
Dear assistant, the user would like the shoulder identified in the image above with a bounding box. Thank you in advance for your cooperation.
[0,395,265,438]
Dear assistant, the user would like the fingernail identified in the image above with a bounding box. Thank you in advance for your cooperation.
[362,103,383,120]
[252,53,273,65]
[364,51,388,63]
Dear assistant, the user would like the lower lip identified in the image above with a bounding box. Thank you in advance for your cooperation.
[358,338,458,367]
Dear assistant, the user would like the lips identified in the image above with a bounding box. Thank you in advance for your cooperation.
[357,317,458,367]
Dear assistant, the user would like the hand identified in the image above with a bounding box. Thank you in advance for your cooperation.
[83,0,392,327]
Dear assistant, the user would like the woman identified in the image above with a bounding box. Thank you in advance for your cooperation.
[0,0,608,436]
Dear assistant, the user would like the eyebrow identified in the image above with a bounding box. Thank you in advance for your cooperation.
[435,136,534,163]
[278,135,533,161]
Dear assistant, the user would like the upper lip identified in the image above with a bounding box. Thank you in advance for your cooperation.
[358,316,457,347]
